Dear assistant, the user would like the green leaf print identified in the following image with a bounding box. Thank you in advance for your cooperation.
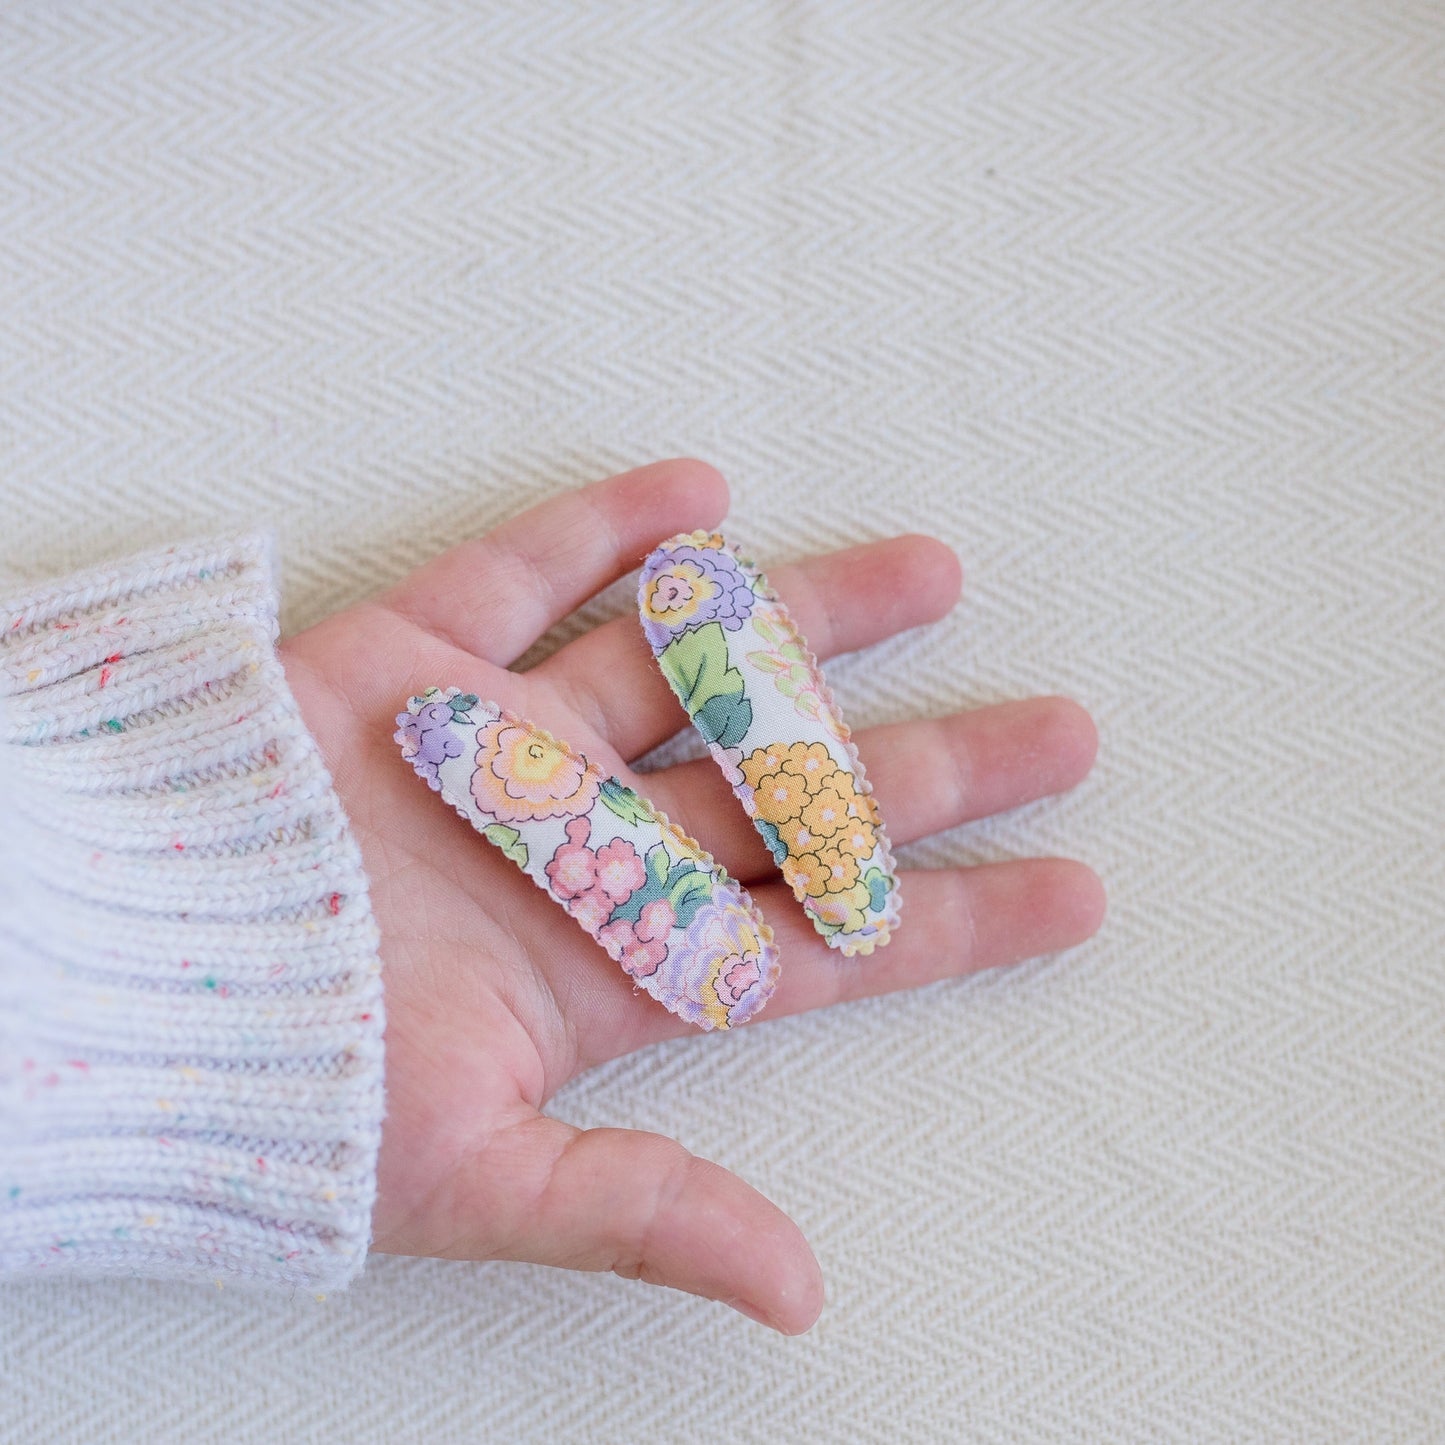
[751,612,782,645]
[608,843,674,925]
[598,777,658,826]
[755,817,789,867]
[482,823,528,867]
[694,690,753,749]
[863,866,891,913]
[657,621,753,748]
[666,867,713,929]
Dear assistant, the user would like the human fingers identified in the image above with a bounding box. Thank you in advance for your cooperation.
[600,859,1105,1053]
[764,858,1105,1019]
[638,696,1099,882]
[377,459,728,667]
[532,533,962,756]
[462,1113,825,1334]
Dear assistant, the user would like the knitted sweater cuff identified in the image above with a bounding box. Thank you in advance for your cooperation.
[0,532,386,1294]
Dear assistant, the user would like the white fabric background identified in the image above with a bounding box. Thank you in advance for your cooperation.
[2,2,1443,1440]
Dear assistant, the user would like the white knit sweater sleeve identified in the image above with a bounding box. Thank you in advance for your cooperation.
[0,531,387,1294]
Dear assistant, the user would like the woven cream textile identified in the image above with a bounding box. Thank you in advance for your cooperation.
[2,2,1442,1440]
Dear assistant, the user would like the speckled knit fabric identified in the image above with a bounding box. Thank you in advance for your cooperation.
[0,532,386,1294]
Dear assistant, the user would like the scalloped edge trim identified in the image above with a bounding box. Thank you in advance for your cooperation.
[394,687,779,1029]
[644,530,902,957]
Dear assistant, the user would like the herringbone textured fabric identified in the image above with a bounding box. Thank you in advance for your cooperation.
[1,2,1442,1440]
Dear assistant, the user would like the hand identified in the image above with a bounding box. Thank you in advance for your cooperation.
[277,460,1104,1333]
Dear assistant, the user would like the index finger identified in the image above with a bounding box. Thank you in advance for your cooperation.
[378,459,728,666]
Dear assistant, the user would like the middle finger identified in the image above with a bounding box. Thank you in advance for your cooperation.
[530,534,963,760]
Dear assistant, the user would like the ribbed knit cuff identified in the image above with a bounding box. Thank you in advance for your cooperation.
[0,532,386,1294]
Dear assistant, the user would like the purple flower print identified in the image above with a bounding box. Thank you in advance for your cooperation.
[638,542,755,649]
[395,700,464,784]
[679,895,774,1026]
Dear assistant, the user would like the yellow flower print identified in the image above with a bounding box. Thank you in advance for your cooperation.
[742,740,842,801]
[741,740,880,904]
[783,845,859,899]
[640,560,720,635]
[800,784,851,839]
[740,744,787,791]
[834,814,877,860]
[807,878,872,934]
[750,768,810,824]
[472,719,603,824]
[811,766,855,799]
[779,741,834,783]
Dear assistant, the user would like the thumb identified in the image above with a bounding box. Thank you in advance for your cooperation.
[475,1113,825,1334]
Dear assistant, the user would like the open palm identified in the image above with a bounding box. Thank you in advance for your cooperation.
[277,460,1104,1333]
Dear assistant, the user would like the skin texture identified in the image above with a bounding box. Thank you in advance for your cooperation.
[277,459,1105,1334]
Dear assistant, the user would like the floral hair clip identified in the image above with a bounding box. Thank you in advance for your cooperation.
[394,688,779,1030]
[638,531,901,956]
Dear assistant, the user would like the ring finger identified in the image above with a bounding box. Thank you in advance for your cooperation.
[635,694,1099,883]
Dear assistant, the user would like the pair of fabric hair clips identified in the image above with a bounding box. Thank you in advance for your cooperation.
[395,530,900,1032]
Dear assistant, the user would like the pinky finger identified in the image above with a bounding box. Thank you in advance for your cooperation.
[475,1114,825,1334]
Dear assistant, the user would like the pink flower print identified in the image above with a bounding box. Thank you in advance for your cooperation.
[595,919,627,959]
[568,885,615,935]
[715,952,762,1010]
[545,816,597,899]
[652,571,695,611]
[636,898,674,943]
[547,819,662,946]
[593,837,646,904]
[624,939,669,979]
[598,899,676,980]
[707,741,746,789]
